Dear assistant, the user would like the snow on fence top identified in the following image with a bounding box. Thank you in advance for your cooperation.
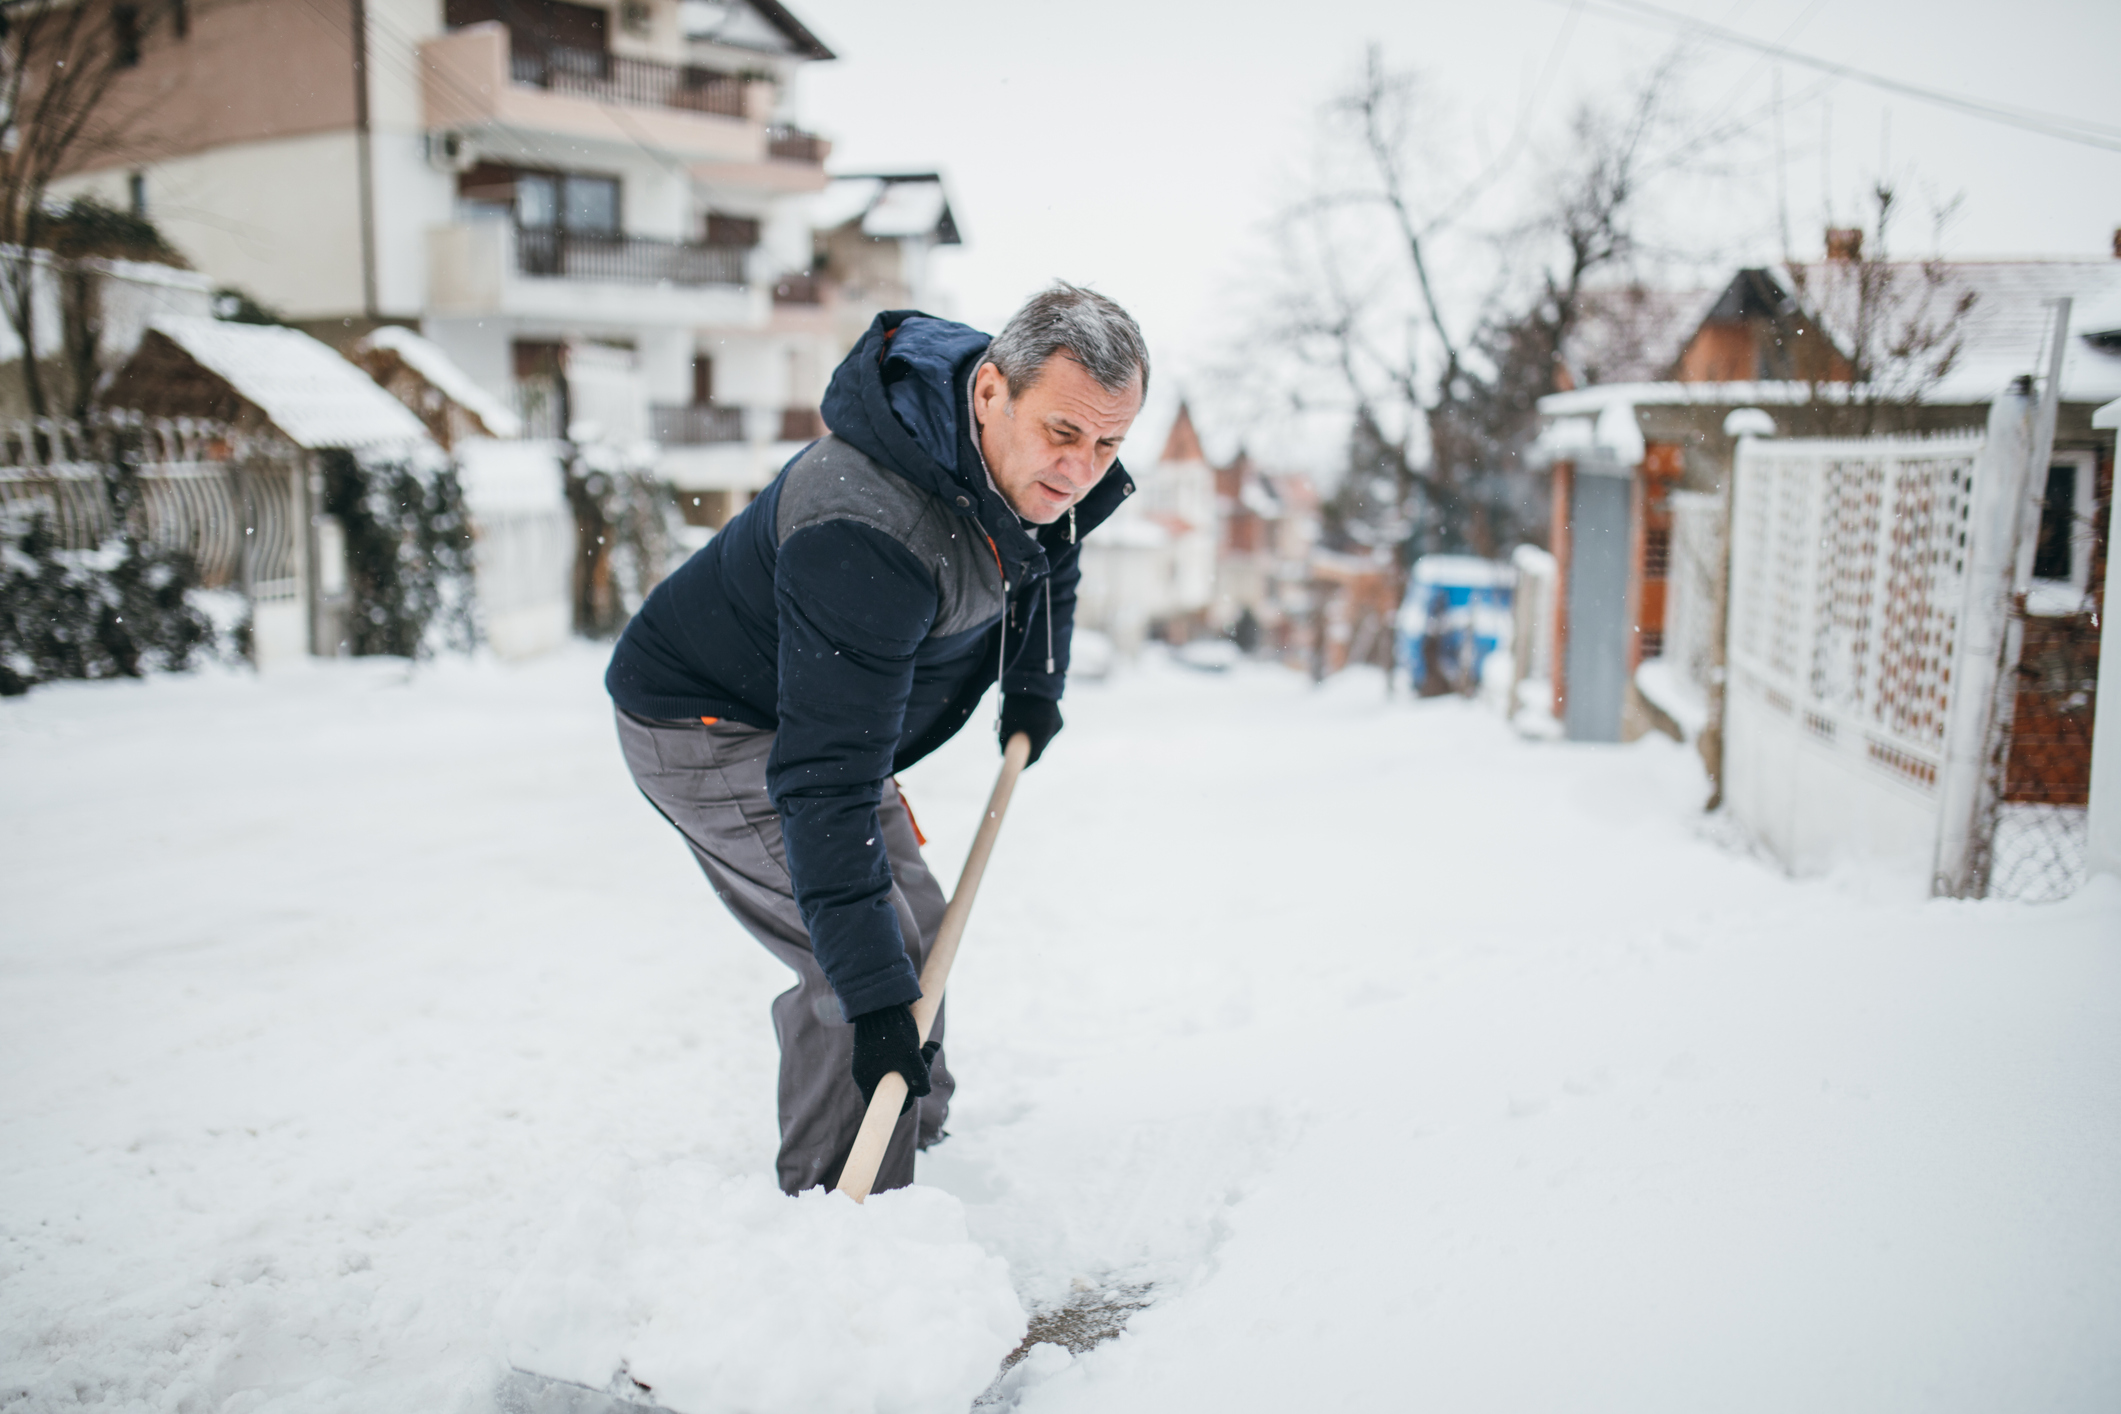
[146,317,433,452]
[357,325,522,440]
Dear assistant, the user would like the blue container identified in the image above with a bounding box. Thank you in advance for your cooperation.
[1396,555,1515,694]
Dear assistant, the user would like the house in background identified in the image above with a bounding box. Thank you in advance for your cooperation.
[1537,247,2121,760]
[50,0,896,535]
[1078,403,1215,654]
[1078,402,1321,661]
[811,172,963,346]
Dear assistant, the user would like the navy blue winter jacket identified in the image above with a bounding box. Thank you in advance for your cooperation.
[607,311,1134,1018]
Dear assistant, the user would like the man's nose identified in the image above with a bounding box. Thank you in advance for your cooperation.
[1056,446,1097,488]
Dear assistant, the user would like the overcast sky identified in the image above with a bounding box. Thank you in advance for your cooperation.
[794,0,2121,468]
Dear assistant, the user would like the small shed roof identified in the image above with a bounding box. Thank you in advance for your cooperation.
[129,317,432,451]
[356,325,521,439]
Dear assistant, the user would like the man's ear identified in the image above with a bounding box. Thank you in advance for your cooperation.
[972,362,1009,422]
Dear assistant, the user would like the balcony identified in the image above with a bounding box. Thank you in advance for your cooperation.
[424,23,769,165]
[652,404,747,445]
[429,220,759,328]
[778,408,826,443]
[771,271,826,306]
[765,126,830,164]
[516,229,743,287]
[510,44,748,117]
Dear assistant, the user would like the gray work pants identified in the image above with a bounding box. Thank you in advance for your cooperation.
[614,708,953,1195]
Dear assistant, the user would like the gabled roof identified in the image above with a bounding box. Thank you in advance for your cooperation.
[686,0,834,61]
[813,174,961,244]
[743,0,834,59]
[1558,284,1722,386]
[1780,258,2121,405]
[1159,403,1205,465]
[119,318,432,450]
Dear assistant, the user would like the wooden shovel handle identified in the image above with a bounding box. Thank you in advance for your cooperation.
[834,731,1033,1202]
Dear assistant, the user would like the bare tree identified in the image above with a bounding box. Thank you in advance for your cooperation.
[1784,181,1977,427]
[1246,48,1687,559]
[0,0,183,416]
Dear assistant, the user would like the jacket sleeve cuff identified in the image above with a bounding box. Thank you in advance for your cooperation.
[832,962,923,1022]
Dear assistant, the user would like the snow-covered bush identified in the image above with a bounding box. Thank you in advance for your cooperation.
[0,467,215,696]
[318,448,478,659]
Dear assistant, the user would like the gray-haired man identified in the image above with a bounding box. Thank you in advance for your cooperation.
[606,286,1147,1194]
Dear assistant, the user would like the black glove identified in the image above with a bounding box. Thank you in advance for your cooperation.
[851,1003,940,1115]
[999,694,1062,765]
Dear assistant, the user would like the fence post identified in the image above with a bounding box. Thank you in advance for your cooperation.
[2087,400,2121,882]
[1931,304,2069,898]
[1932,389,2033,895]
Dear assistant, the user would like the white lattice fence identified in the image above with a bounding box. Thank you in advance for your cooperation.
[1725,434,1988,876]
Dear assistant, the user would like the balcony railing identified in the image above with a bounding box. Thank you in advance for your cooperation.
[765,125,829,163]
[779,408,826,443]
[510,42,746,117]
[516,229,744,287]
[652,404,747,445]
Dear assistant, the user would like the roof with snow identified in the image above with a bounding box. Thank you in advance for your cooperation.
[813,174,960,244]
[1558,285,1721,387]
[124,318,432,451]
[356,325,521,439]
[679,0,834,59]
[1780,258,2121,406]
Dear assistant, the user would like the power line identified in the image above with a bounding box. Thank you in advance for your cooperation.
[1535,0,2121,153]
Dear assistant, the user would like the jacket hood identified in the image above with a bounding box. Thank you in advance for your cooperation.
[821,310,1134,583]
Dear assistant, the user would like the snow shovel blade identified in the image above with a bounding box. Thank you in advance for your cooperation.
[495,1366,674,1414]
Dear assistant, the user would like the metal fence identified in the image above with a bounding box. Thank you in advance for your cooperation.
[650,404,746,445]
[515,230,744,288]
[510,44,746,117]
[0,418,299,602]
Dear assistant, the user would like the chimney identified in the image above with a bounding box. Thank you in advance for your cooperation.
[1825,227,1863,262]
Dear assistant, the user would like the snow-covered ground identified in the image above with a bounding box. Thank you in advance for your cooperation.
[3,646,2117,1413]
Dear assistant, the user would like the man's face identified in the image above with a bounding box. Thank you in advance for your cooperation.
[973,355,1142,524]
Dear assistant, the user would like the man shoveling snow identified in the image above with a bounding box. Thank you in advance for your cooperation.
[606,284,1148,1197]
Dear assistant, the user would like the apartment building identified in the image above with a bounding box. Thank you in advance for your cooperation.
[54,0,894,522]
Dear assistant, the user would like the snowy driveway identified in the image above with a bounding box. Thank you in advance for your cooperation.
[3,647,2117,1412]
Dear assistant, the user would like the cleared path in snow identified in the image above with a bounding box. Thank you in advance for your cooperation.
[1,647,2116,1412]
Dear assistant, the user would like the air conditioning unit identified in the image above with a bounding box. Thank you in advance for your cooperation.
[424,131,476,173]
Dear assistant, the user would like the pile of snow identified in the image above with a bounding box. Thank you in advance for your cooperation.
[501,1167,1023,1414]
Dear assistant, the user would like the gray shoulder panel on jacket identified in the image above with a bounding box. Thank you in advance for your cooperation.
[774,434,1004,638]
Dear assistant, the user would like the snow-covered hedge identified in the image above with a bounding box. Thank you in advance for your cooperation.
[318,448,478,659]
[0,464,216,696]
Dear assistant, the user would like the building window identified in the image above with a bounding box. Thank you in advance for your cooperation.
[2032,451,2096,596]
[1642,525,1671,580]
[515,171,619,235]
[691,355,713,406]
[463,165,620,236]
[127,172,146,218]
[112,5,141,66]
[172,0,189,39]
[704,213,761,249]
